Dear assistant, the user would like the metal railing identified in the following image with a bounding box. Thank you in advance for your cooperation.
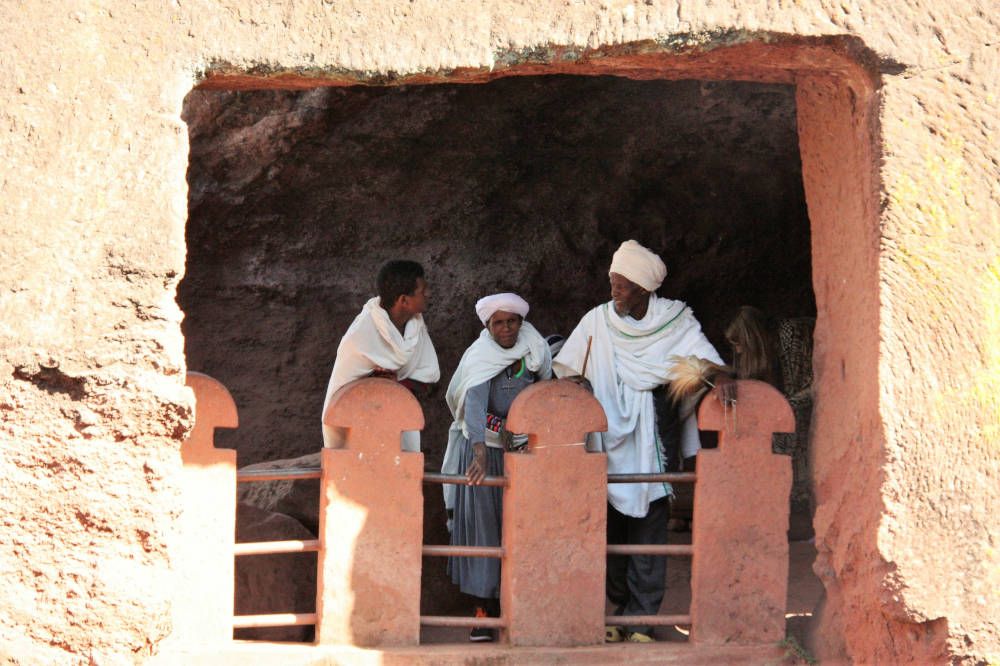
[237,467,322,482]
[605,471,696,627]
[420,473,507,630]
[420,469,699,631]
[233,467,323,629]
[232,466,698,632]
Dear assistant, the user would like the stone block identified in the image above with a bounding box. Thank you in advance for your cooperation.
[502,380,608,647]
[172,372,239,646]
[316,378,425,647]
[690,380,793,645]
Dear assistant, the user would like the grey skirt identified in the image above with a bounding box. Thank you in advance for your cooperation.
[447,439,504,599]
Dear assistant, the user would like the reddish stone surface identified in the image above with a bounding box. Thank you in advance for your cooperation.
[157,640,786,665]
[502,380,609,646]
[794,70,922,662]
[170,373,238,646]
[2,3,997,663]
[690,380,794,645]
[317,378,425,647]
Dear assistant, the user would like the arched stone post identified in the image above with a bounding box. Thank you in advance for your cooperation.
[690,379,794,644]
[501,379,608,646]
[173,372,239,646]
[317,378,425,647]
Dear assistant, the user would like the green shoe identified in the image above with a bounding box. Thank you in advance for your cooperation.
[627,631,655,643]
[605,625,625,643]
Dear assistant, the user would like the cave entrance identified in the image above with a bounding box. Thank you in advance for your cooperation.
[180,46,875,645]
[180,75,814,461]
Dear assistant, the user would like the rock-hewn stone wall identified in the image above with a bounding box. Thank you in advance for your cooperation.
[1,2,996,663]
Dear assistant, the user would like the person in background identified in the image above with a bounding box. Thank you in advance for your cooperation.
[725,305,781,389]
[726,305,816,539]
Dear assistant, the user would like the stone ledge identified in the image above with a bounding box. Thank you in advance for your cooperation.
[155,639,785,665]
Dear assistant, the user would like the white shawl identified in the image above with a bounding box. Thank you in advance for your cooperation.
[553,295,721,517]
[440,321,552,512]
[321,297,440,450]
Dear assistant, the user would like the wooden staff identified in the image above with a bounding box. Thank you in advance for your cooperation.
[580,336,593,378]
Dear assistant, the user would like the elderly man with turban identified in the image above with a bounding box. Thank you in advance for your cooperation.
[553,240,733,643]
[441,292,553,642]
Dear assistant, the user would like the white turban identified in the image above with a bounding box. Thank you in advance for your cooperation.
[608,239,667,292]
[475,292,529,325]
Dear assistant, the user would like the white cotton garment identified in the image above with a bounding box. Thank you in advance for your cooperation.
[440,321,552,512]
[553,295,722,518]
[321,297,440,450]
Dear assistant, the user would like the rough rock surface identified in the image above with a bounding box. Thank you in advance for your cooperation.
[1,1,997,663]
[238,454,322,535]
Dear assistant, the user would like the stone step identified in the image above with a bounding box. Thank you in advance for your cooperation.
[157,640,785,665]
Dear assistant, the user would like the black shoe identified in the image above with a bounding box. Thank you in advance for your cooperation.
[469,626,495,642]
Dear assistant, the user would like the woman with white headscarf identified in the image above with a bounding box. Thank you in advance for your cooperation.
[441,292,552,642]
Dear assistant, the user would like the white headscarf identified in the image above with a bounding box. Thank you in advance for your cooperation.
[475,292,529,325]
[609,240,667,292]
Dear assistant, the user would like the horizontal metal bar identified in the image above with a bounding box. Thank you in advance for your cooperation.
[606,544,693,556]
[233,612,317,628]
[237,467,322,482]
[422,545,504,558]
[607,472,696,484]
[422,472,506,487]
[234,539,321,556]
[420,615,506,629]
[236,469,693,485]
[605,614,691,627]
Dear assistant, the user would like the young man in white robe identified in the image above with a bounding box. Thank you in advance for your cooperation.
[553,240,734,643]
[321,260,440,451]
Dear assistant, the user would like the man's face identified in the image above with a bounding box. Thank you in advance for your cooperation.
[609,272,647,317]
[401,277,429,317]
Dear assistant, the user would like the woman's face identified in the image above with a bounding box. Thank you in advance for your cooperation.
[488,310,522,349]
[726,333,743,357]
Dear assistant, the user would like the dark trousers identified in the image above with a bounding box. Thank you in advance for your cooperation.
[606,496,670,635]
